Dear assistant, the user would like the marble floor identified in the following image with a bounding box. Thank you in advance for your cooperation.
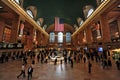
[0,58,120,80]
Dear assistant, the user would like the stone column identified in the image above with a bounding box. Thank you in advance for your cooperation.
[86,25,92,44]
[0,21,5,42]
[10,18,19,43]
[36,31,41,45]
[100,15,111,43]
[117,18,120,34]
[28,27,34,49]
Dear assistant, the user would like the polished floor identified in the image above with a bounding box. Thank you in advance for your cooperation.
[0,58,120,80]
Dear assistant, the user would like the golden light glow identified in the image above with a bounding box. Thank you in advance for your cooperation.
[72,0,111,37]
[112,49,120,52]
[2,0,49,37]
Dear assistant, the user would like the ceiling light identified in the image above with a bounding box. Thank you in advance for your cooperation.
[0,6,3,9]
[118,4,120,8]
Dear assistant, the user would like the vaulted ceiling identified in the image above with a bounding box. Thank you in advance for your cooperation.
[23,0,97,27]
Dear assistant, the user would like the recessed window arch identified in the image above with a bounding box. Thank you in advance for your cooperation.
[87,8,94,18]
[80,20,84,26]
[101,0,104,2]
[26,9,34,18]
[37,20,41,26]
[15,0,20,4]
[83,5,94,19]
[43,25,47,30]
[73,24,78,30]
[37,18,44,26]
[77,17,84,26]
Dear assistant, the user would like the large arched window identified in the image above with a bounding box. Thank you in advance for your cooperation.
[87,8,94,18]
[58,32,63,43]
[83,5,94,19]
[49,32,55,43]
[66,32,71,43]
[26,9,34,18]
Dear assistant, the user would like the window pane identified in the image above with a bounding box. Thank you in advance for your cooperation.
[87,8,94,18]
[37,20,41,26]
[58,32,63,43]
[49,32,55,43]
[66,32,71,43]
[15,0,20,4]
[26,10,34,18]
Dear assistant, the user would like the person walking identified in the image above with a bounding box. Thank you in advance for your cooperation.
[70,56,74,68]
[107,58,112,68]
[28,65,33,80]
[83,56,86,63]
[17,64,26,78]
[88,61,92,74]
[116,58,120,70]
[54,58,57,65]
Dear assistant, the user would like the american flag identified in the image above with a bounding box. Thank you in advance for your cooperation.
[55,17,64,31]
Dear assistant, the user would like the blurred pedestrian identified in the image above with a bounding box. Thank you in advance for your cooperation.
[88,61,92,74]
[27,65,33,80]
[17,64,26,78]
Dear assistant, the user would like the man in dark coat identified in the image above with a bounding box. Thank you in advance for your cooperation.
[28,65,33,80]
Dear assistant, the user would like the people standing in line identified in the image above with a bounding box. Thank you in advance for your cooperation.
[27,65,33,80]
[88,61,92,74]
[17,64,26,78]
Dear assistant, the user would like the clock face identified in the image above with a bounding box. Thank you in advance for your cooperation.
[15,0,20,5]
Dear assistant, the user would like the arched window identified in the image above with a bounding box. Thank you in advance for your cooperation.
[15,0,20,4]
[49,32,55,43]
[37,20,41,26]
[66,32,71,43]
[87,8,94,18]
[26,9,34,18]
[101,0,104,2]
[43,25,47,30]
[80,20,84,26]
[73,24,78,30]
[58,32,63,43]
[37,18,44,26]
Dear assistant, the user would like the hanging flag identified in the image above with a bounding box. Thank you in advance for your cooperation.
[55,17,64,31]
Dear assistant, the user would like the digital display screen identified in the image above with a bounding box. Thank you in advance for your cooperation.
[98,47,103,52]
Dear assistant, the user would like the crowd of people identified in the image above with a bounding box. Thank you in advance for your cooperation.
[0,48,120,79]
